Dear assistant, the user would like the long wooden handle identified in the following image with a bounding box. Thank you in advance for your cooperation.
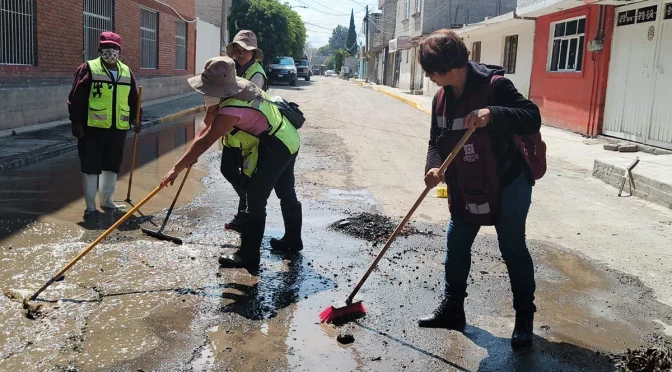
[347,127,475,303]
[30,184,163,301]
[158,166,192,233]
[126,86,143,202]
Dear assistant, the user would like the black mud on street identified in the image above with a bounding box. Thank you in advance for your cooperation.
[1,81,671,371]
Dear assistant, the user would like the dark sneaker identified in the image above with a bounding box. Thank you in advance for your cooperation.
[224,214,245,232]
[511,312,534,349]
[418,298,466,331]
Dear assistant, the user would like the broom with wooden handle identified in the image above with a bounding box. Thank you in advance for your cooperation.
[319,127,475,323]
[124,86,144,203]
[28,184,164,301]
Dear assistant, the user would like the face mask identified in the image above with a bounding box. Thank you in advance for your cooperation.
[204,96,221,108]
[100,48,120,65]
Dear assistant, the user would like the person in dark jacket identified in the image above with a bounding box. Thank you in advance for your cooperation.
[416,29,542,349]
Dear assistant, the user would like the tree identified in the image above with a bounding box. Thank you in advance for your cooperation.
[346,9,357,54]
[327,25,349,53]
[284,7,307,59]
[228,0,307,66]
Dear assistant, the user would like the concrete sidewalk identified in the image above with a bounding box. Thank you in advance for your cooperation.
[353,79,672,209]
[0,93,204,171]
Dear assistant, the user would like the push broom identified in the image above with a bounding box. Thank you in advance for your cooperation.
[319,127,475,323]
[141,165,192,244]
[27,184,164,302]
[122,86,143,204]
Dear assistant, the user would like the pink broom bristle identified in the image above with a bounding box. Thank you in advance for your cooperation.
[319,302,367,323]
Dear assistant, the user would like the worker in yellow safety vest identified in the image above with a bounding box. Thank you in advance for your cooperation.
[161,56,302,272]
[220,30,269,233]
[67,31,141,219]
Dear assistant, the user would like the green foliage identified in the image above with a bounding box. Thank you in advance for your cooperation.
[346,9,357,54]
[228,0,307,66]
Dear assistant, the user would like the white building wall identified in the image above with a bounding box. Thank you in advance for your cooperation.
[463,21,535,97]
[398,48,413,90]
[422,20,535,98]
[196,20,221,72]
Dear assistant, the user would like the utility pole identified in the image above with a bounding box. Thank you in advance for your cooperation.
[364,5,369,83]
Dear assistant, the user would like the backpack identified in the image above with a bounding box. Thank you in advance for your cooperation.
[261,96,306,129]
[490,75,547,181]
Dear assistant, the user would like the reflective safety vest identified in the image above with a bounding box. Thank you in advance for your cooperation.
[86,57,132,130]
[243,62,267,91]
[223,62,268,148]
[219,93,300,177]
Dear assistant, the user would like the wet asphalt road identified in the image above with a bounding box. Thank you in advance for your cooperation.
[1,77,671,371]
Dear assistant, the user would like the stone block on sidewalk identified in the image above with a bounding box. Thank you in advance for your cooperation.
[603,144,620,151]
[618,144,639,153]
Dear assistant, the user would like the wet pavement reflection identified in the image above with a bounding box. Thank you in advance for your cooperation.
[0,116,199,243]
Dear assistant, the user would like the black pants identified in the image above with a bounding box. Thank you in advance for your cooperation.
[77,127,127,174]
[220,145,249,198]
[247,137,298,219]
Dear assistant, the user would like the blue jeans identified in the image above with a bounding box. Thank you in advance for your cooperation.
[444,170,536,313]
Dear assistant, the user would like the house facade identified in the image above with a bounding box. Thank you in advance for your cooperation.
[0,0,197,130]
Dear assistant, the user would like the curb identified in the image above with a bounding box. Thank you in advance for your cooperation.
[350,80,431,115]
[0,105,204,172]
[592,159,672,209]
[371,86,431,115]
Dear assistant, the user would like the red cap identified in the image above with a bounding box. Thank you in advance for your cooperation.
[99,31,122,49]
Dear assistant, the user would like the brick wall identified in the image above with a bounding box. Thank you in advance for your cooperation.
[0,0,196,81]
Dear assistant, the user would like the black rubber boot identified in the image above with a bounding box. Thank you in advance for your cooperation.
[270,202,303,253]
[417,297,466,331]
[219,213,265,271]
[511,312,534,349]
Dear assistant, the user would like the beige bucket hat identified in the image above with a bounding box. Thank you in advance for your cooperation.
[226,30,264,62]
[188,56,261,99]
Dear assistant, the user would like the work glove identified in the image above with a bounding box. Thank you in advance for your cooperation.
[133,121,142,134]
[72,124,84,139]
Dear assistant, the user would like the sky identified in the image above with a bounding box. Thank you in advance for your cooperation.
[282,0,380,49]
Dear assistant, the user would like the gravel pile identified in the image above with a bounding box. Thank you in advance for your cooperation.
[330,212,428,244]
[614,346,672,372]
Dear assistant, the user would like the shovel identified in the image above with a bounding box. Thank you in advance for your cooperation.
[141,166,192,244]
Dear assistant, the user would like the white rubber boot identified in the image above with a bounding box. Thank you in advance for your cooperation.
[99,171,126,210]
[82,173,99,215]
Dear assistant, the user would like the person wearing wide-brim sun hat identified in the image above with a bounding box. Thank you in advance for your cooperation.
[221,30,268,235]
[161,56,302,273]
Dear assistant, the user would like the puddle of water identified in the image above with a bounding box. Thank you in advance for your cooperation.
[0,114,206,246]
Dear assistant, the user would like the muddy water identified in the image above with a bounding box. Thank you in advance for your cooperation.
[0,115,217,370]
[0,115,206,245]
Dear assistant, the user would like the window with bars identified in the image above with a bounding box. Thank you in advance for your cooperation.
[548,17,585,72]
[503,35,518,74]
[141,8,158,69]
[1,0,36,65]
[471,41,481,62]
[175,20,187,70]
[83,0,114,62]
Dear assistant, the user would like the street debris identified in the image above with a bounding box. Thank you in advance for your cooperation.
[330,212,430,244]
[337,333,355,345]
[21,298,44,320]
[614,346,672,372]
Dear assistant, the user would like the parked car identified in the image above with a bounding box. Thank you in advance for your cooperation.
[267,57,298,86]
[324,70,335,77]
[295,59,310,81]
